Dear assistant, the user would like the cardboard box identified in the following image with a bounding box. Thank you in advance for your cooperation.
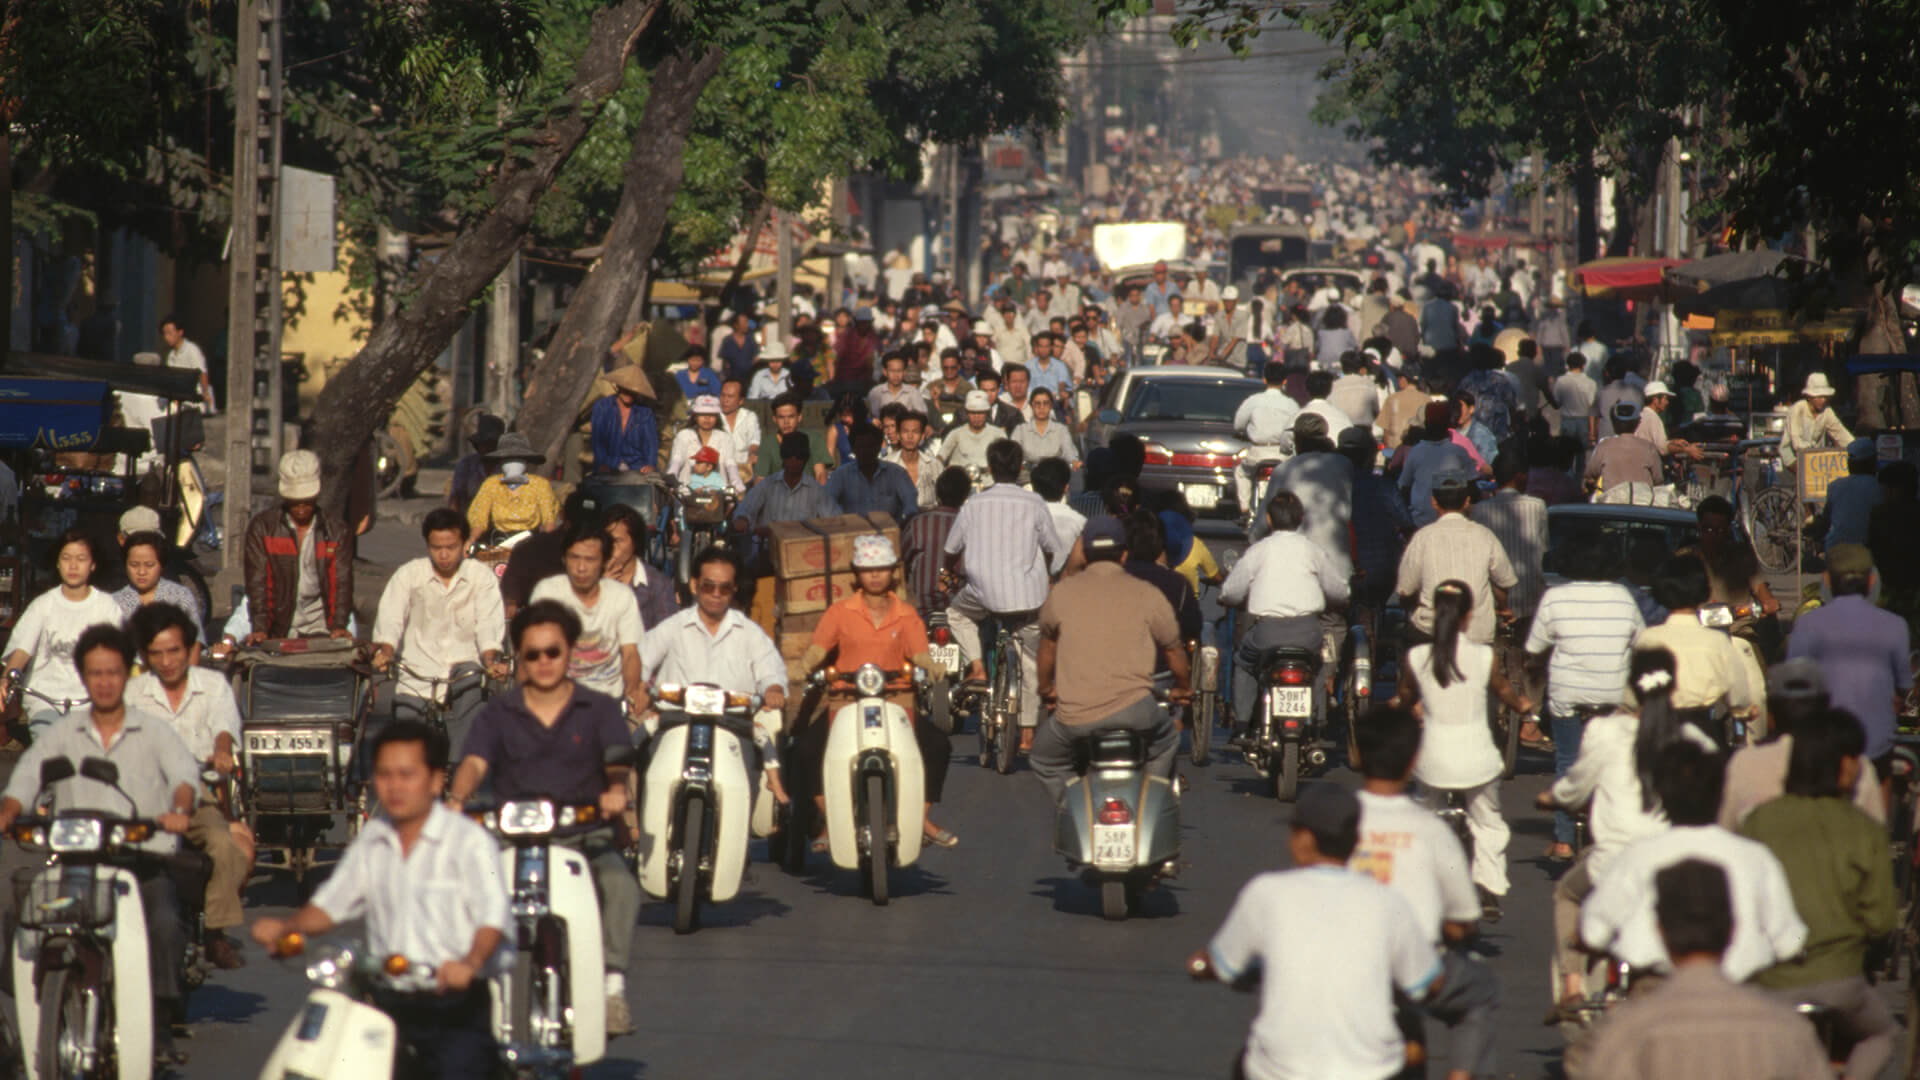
[775,610,823,657]
[770,513,902,578]
[776,571,856,614]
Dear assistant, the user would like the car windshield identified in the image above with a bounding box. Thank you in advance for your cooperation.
[1123,379,1256,423]
[1545,514,1700,576]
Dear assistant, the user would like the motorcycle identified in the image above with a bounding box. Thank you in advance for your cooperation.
[11,757,162,1080]
[1238,645,1327,802]
[470,778,626,1072]
[811,665,926,905]
[672,486,737,597]
[1053,695,1181,921]
[922,611,961,735]
[639,683,759,934]
[256,934,508,1080]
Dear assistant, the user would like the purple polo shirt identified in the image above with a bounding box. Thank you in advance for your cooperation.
[1787,594,1912,758]
[459,684,631,805]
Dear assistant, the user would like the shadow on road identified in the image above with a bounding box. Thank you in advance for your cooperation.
[637,889,791,930]
[1030,875,1183,919]
[800,862,953,901]
[186,983,271,1025]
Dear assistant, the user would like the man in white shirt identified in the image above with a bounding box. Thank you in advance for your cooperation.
[1300,370,1355,440]
[1030,458,1084,577]
[1351,706,1500,1080]
[128,601,252,970]
[936,391,1001,476]
[160,314,217,414]
[1148,294,1192,342]
[1553,351,1599,448]
[252,721,511,1079]
[1580,739,1806,983]
[718,378,760,475]
[1192,784,1441,1080]
[1232,361,1301,517]
[1223,491,1348,741]
[531,522,645,710]
[371,508,509,754]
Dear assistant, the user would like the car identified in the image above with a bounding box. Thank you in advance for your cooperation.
[1086,367,1265,519]
[1542,502,1700,588]
[1280,266,1370,299]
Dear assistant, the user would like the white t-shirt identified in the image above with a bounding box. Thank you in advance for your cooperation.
[529,576,644,698]
[1209,866,1441,1080]
[1407,642,1502,789]
[1580,824,1806,981]
[1045,502,1085,576]
[1351,790,1480,948]
[4,586,125,703]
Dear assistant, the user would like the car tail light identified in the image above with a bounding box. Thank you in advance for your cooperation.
[1169,452,1237,469]
[1097,798,1132,825]
[1142,442,1173,466]
[932,626,951,645]
[1273,667,1309,685]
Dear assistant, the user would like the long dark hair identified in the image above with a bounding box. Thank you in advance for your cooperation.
[1427,580,1472,688]
[1630,647,1682,811]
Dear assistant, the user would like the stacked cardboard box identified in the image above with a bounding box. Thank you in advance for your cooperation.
[769,512,901,725]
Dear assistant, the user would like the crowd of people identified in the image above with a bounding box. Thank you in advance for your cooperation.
[0,148,1912,1080]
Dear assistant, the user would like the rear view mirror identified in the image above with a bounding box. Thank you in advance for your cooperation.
[38,759,75,787]
[78,758,119,787]
[1097,408,1121,426]
[1220,549,1240,575]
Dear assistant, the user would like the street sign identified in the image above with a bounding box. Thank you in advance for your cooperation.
[1878,433,1905,463]
[1797,448,1848,501]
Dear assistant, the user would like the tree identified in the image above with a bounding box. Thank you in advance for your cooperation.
[514,0,1103,462]
[307,0,663,518]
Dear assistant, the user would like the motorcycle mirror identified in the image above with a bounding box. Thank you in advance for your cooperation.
[1097,408,1121,425]
[1220,548,1240,574]
[38,758,75,787]
[78,757,119,786]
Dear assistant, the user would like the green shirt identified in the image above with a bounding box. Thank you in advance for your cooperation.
[1739,794,1895,989]
[756,427,831,478]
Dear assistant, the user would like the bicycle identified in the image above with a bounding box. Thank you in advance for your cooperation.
[1488,616,1536,780]
[970,613,1034,775]
[1724,437,1801,574]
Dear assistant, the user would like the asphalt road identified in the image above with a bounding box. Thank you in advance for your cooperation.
[152,523,1583,1080]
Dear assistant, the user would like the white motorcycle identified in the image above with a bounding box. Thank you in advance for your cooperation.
[639,683,760,934]
[473,794,611,1072]
[11,757,162,1080]
[813,664,926,905]
[256,935,457,1080]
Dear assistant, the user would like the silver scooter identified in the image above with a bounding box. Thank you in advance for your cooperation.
[1053,694,1180,920]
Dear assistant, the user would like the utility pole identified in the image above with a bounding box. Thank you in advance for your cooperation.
[1528,150,1546,239]
[824,178,847,314]
[775,207,794,342]
[487,254,520,422]
[219,0,283,600]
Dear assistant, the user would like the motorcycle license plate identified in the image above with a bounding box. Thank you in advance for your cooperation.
[1092,824,1135,867]
[1181,483,1222,510]
[1269,687,1312,718]
[929,644,960,670]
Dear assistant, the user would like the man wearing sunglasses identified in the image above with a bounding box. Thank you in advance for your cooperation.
[530,522,646,715]
[638,547,790,807]
[446,600,641,1035]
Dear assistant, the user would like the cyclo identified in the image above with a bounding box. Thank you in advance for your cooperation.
[222,637,372,890]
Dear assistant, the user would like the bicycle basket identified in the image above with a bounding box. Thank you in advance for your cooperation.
[14,868,118,931]
[680,491,731,525]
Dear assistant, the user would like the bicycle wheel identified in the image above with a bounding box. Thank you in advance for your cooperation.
[1189,693,1213,766]
[1747,486,1801,573]
[994,636,1019,774]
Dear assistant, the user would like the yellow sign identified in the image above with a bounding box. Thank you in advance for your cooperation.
[1798,449,1848,501]
[1710,309,1857,347]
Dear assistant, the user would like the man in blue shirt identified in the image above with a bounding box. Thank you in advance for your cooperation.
[826,423,919,521]
[1141,261,1181,320]
[1788,543,1912,778]
[589,365,660,474]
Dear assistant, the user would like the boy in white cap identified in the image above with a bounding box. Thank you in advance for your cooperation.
[936,390,1001,476]
[243,449,355,642]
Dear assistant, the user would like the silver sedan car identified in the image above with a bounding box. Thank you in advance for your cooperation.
[1088,367,1265,519]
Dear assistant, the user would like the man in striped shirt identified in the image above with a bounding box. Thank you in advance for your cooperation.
[943,439,1060,748]
[901,467,970,615]
[1525,532,1645,860]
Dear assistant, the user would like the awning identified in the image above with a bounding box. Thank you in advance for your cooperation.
[1569,257,1690,301]
[1664,249,1802,292]
[2,351,202,402]
[1708,308,1857,346]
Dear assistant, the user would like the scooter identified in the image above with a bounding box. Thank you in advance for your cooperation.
[813,665,925,905]
[472,789,613,1071]
[922,612,961,734]
[1240,646,1327,801]
[640,683,759,934]
[256,934,466,1079]
[11,757,159,1080]
[1054,696,1181,921]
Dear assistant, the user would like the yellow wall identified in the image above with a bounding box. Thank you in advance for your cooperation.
[280,235,370,413]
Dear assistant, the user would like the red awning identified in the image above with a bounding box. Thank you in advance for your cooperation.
[1570,256,1690,300]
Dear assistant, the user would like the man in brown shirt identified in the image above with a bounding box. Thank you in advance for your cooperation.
[1587,858,1829,1080]
[1584,401,1666,496]
[1032,517,1191,803]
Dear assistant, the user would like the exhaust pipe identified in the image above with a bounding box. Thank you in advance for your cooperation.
[1306,747,1329,768]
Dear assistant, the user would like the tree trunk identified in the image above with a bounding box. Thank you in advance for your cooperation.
[307,0,662,519]
[515,45,727,466]
[1573,159,1599,265]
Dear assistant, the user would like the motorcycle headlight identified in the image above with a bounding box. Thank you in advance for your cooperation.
[685,685,726,716]
[304,945,352,989]
[498,799,556,837]
[854,664,886,698]
[48,818,103,853]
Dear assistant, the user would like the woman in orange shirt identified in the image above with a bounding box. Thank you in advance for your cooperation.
[796,534,957,850]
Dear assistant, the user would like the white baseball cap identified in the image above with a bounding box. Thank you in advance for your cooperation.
[760,338,789,360]
[964,390,992,411]
[1643,380,1671,398]
[1221,285,1240,301]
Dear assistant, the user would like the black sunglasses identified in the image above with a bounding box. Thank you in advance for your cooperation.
[520,646,563,662]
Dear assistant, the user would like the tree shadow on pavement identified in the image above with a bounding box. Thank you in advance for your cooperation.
[1029,875,1184,919]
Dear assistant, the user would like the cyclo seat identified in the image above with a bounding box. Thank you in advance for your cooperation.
[246,663,362,723]
[1070,728,1148,774]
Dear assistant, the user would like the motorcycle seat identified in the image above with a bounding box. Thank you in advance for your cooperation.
[1071,729,1147,773]
[1253,645,1322,674]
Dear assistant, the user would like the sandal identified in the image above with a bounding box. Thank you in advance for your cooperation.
[809,835,828,854]
[1520,731,1555,752]
[923,826,959,848]
[1542,843,1574,863]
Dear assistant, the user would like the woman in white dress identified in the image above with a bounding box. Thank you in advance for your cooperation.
[1389,580,1533,919]
[665,394,745,493]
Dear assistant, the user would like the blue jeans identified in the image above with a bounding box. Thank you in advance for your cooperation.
[1548,708,1587,846]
